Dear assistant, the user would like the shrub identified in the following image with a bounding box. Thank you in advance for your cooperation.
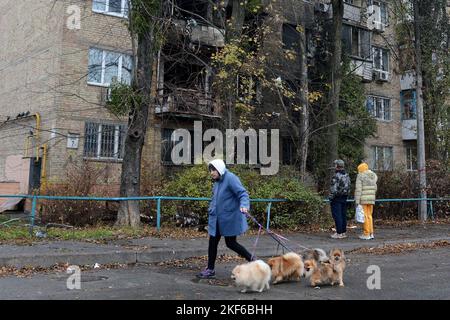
[375,160,450,220]
[161,165,324,229]
[39,160,119,227]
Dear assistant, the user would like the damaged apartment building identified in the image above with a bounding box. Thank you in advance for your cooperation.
[0,0,418,203]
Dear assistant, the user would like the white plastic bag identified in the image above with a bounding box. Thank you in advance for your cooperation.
[355,205,365,224]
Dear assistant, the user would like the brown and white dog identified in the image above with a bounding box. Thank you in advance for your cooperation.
[267,252,304,284]
[303,248,346,287]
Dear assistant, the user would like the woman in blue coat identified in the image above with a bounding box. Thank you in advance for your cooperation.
[197,159,253,279]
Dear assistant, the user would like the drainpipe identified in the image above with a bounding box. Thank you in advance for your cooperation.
[40,143,48,193]
[34,113,41,162]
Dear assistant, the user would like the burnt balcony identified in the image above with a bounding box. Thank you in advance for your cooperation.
[155,88,221,118]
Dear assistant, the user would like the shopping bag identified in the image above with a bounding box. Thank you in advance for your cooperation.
[355,205,365,223]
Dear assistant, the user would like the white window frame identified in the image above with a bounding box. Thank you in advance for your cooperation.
[88,48,132,87]
[406,145,417,171]
[372,46,389,72]
[92,0,129,18]
[367,95,391,121]
[84,122,125,160]
[371,146,393,171]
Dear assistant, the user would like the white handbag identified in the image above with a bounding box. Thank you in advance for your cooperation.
[355,204,365,224]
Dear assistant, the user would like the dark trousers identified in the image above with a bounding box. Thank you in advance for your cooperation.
[207,224,252,270]
[331,196,348,234]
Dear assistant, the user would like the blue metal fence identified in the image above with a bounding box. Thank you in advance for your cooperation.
[0,194,449,235]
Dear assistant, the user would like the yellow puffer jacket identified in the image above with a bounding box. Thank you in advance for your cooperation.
[354,163,378,205]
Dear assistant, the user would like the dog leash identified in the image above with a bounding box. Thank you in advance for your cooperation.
[250,224,262,261]
[244,211,297,253]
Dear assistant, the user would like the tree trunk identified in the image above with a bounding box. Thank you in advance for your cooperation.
[116,17,155,227]
[327,0,344,182]
[413,0,428,221]
[298,22,309,181]
[226,0,247,42]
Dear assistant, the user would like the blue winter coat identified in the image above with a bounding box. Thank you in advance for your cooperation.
[208,170,250,237]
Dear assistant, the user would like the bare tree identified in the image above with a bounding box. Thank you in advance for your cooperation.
[116,0,161,227]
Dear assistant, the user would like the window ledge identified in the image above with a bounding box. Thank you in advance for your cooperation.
[83,157,123,163]
[87,82,110,88]
[375,119,393,123]
[92,9,128,19]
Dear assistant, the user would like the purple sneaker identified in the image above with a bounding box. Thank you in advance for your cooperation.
[196,268,215,279]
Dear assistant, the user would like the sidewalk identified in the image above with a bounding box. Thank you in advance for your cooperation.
[0,223,449,268]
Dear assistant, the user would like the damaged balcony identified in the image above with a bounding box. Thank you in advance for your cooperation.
[155,58,221,118]
[155,88,220,118]
[166,0,225,48]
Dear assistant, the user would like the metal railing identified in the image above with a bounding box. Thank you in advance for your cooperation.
[0,195,449,236]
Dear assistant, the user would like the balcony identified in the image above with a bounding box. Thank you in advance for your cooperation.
[172,19,225,48]
[344,3,361,23]
[350,58,373,82]
[400,71,416,91]
[155,88,220,118]
[402,119,417,140]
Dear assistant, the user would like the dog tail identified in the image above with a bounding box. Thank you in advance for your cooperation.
[313,248,329,263]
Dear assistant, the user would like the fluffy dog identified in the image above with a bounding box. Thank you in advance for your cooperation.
[303,248,346,287]
[302,248,330,263]
[267,252,304,284]
[231,260,271,293]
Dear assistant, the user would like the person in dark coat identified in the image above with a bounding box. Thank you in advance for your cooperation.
[197,159,253,279]
[329,159,351,239]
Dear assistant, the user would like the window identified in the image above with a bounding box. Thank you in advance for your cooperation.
[344,0,354,4]
[405,144,417,171]
[282,24,301,54]
[92,0,129,18]
[371,146,393,171]
[88,48,132,86]
[366,96,391,120]
[401,89,417,120]
[84,122,126,160]
[373,1,388,25]
[342,25,371,59]
[373,47,389,72]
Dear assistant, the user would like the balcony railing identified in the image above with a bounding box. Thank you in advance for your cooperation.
[155,88,220,116]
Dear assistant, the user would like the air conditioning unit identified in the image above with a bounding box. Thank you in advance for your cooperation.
[373,21,386,32]
[374,70,389,82]
[314,2,330,13]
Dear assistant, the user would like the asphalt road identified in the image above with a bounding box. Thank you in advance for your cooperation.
[0,248,449,300]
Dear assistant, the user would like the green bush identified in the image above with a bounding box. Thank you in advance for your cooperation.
[161,165,324,228]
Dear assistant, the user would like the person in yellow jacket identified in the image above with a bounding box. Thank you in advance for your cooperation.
[354,162,378,240]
